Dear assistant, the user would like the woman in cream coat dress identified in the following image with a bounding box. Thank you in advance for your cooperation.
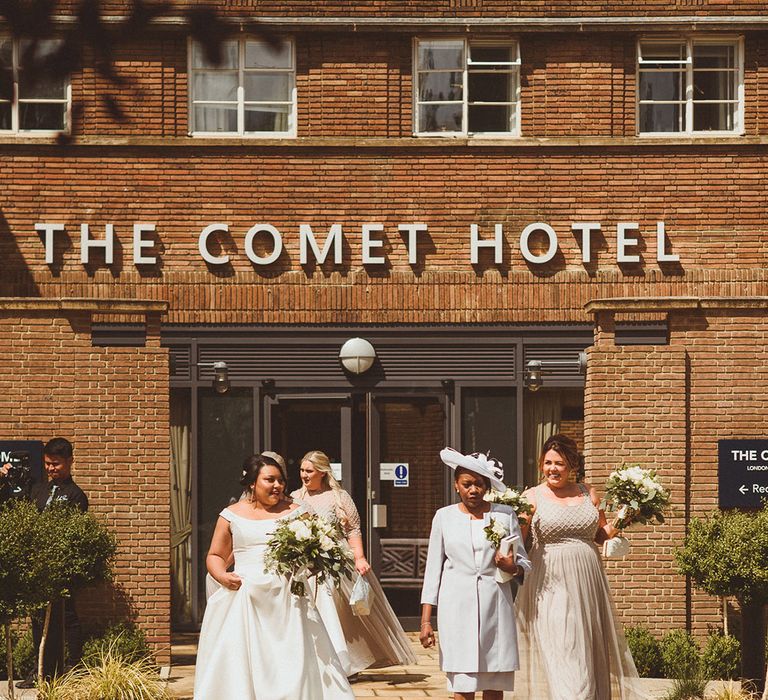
[420,449,531,700]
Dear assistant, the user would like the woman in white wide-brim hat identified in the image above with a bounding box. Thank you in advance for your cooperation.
[420,448,531,700]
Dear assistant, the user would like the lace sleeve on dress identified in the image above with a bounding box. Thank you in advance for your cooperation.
[338,490,362,539]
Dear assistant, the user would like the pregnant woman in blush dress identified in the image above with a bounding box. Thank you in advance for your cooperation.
[512,435,643,700]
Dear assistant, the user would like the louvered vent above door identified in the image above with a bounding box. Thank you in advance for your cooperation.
[195,343,516,385]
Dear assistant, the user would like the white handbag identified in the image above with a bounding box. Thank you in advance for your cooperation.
[602,535,631,558]
[349,574,372,616]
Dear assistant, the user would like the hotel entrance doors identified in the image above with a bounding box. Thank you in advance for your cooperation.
[266,392,449,614]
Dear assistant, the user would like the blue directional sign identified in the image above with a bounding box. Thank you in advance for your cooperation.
[718,440,768,509]
[393,463,409,487]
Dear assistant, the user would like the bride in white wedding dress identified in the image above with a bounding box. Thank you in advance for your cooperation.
[193,454,354,700]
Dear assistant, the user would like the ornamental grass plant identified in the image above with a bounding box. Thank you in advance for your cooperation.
[36,639,170,700]
[660,675,707,700]
[709,682,754,700]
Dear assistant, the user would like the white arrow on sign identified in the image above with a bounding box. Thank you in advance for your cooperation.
[739,484,749,495]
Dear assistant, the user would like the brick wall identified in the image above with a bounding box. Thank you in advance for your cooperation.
[2,149,768,325]
[0,310,171,664]
[558,418,584,454]
[47,0,768,18]
[585,306,768,638]
[585,341,690,633]
[55,32,768,139]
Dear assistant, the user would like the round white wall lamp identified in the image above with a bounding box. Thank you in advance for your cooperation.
[339,337,376,375]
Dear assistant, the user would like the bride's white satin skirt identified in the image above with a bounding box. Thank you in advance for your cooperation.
[195,568,354,700]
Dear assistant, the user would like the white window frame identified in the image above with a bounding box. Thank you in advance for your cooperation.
[0,38,71,135]
[636,35,744,137]
[413,37,521,138]
[188,36,297,138]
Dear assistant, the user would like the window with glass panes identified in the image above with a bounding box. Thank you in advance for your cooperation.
[638,38,742,135]
[0,39,69,133]
[190,38,295,136]
[415,39,520,136]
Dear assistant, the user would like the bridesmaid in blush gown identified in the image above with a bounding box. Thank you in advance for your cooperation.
[290,450,416,676]
[194,454,354,700]
[512,435,643,700]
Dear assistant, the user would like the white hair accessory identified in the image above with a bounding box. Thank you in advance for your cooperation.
[439,447,507,492]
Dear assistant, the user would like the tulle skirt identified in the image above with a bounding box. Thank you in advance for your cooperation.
[332,572,417,674]
[511,540,644,700]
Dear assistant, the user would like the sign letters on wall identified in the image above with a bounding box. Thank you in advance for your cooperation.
[35,220,679,268]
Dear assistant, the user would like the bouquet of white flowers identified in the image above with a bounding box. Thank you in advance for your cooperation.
[604,465,671,531]
[483,516,509,548]
[264,512,354,597]
[484,487,534,525]
[483,515,519,583]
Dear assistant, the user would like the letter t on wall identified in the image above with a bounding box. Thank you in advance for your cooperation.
[35,223,65,265]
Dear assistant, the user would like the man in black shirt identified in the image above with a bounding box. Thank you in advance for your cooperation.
[29,439,88,514]
[1,437,88,687]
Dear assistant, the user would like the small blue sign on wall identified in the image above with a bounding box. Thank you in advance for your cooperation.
[718,439,768,509]
[394,463,409,487]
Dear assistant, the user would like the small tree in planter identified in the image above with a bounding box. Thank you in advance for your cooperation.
[0,500,51,699]
[33,502,117,680]
[675,507,768,693]
[0,499,117,692]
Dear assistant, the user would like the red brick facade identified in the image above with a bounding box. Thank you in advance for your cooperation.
[0,302,170,660]
[2,1,768,656]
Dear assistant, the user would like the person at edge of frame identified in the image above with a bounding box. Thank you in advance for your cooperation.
[0,437,89,688]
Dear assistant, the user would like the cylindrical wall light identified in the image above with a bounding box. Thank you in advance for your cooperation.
[197,361,231,394]
[212,361,230,394]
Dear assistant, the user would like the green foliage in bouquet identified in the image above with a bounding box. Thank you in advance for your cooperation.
[264,512,354,597]
[604,465,671,530]
[625,625,663,678]
[483,516,509,549]
[483,488,533,525]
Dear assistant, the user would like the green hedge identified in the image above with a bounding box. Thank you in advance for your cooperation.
[626,626,742,680]
[625,626,663,677]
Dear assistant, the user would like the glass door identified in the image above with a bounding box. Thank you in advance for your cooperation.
[196,387,254,622]
[367,394,449,618]
[265,394,352,497]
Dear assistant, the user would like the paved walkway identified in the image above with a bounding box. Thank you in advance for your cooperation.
[164,632,736,700]
[0,636,740,699]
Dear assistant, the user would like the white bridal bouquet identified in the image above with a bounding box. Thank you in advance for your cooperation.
[484,487,534,525]
[602,465,671,558]
[483,515,520,584]
[264,512,354,597]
